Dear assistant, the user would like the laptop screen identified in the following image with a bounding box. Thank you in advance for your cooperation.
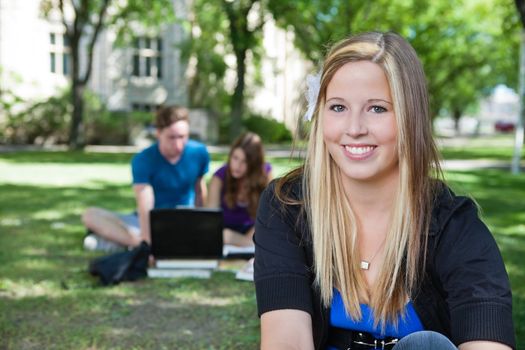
[149,208,223,259]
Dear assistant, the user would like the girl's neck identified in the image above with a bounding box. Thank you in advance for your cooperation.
[341,171,399,220]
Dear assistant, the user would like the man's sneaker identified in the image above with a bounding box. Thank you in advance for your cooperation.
[83,234,124,252]
[235,258,254,282]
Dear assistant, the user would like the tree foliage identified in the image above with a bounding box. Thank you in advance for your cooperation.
[181,1,230,116]
[409,1,519,122]
[41,0,111,149]
[36,0,519,146]
[40,0,174,149]
[184,0,267,142]
[268,0,519,123]
[267,0,426,64]
[223,0,266,139]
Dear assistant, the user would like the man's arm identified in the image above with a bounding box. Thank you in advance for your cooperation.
[205,176,222,208]
[133,184,155,244]
[194,177,206,207]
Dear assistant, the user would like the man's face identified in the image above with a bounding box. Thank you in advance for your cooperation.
[156,120,190,160]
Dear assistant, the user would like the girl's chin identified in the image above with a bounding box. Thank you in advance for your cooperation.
[230,172,245,179]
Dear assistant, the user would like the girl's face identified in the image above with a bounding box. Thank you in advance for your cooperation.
[229,148,248,179]
[322,60,398,185]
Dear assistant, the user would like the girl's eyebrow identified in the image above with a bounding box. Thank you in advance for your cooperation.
[325,97,346,103]
[325,97,393,105]
[368,98,393,105]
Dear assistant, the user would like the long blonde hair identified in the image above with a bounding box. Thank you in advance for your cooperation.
[278,32,442,326]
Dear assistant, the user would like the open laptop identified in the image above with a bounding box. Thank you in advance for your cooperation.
[149,207,223,261]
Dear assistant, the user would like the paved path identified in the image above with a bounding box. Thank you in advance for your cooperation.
[441,159,524,171]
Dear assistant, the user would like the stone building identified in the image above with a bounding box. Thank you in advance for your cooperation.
[0,0,308,144]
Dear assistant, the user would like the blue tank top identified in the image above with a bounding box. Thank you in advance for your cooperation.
[327,289,424,349]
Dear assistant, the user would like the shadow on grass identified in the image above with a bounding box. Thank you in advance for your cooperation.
[0,183,134,282]
[0,181,260,349]
[0,272,259,349]
[446,169,525,237]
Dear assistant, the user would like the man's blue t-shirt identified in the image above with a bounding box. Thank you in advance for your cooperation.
[131,140,210,208]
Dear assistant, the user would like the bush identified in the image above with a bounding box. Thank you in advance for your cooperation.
[83,91,154,145]
[243,115,292,143]
[85,109,153,145]
[85,110,128,145]
[3,89,71,145]
[2,87,154,146]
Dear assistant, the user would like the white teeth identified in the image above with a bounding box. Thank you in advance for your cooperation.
[345,146,374,155]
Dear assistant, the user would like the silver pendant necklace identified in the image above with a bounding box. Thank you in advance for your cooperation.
[360,239,386,270]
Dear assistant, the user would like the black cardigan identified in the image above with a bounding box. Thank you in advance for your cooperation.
[254,179,515,349]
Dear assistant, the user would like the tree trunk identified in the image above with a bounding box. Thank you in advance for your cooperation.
[230,49,247,140]
[512,28,525,174]
[68,38,85,150]
[69,81,85,149]
[452,108,462,135]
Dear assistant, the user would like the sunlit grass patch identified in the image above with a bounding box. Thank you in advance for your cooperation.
[0,160,131,186]
[0,278,61,299]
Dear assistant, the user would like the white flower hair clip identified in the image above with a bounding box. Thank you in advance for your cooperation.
[303,71,322,121]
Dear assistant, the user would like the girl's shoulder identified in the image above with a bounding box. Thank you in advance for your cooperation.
[264,162,272,174]
[267,171,304,204]
[429,181,479,237]
[213,163,228,180]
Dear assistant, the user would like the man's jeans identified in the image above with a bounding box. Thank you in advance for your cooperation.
[393,331,457,350]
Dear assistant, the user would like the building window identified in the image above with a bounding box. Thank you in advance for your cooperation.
[50,32,71,76]
[133,54,140,76]
[156,56,162,78]
[50,52,56,73]
[131,103,160,112]
[63,52,70,75]
[156,38,163,78]
[132,36,163,79]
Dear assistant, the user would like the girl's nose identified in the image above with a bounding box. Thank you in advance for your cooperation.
[344,112,368,137]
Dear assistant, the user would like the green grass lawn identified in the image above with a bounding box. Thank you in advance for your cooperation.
[0,146,524,349]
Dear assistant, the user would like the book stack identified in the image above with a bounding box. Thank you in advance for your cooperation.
[147,259,219,279]
[222,244,255,260]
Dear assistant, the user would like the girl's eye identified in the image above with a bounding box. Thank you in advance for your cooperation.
[329,104,346,113]
[370,105,387,113]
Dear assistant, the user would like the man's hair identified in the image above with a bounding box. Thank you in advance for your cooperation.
[155,105,189,129]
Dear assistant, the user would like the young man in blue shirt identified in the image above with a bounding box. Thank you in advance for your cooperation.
[82,105,210,250]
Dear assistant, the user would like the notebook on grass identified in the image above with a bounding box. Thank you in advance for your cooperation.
[149,208,223,276]
[223,244,255,260]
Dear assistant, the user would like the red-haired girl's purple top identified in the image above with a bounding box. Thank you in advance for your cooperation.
[213,163,272,234]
